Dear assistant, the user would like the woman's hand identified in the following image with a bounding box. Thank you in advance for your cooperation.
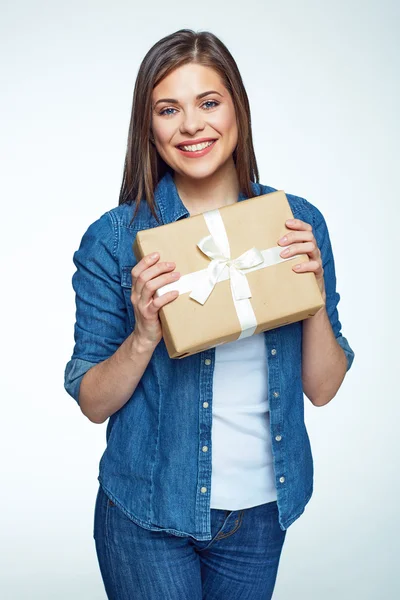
[277,218,326,301]
[131,253,180,349]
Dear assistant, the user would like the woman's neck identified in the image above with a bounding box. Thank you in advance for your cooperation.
[173,158,240,216]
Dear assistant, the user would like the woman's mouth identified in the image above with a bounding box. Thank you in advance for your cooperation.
[176,139,217,158]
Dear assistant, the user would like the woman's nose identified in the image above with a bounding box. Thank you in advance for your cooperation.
[179,109,205,135]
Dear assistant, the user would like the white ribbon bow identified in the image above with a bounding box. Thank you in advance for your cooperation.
[190,234,264,305]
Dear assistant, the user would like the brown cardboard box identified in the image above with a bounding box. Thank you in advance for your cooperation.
[133,190,325,358]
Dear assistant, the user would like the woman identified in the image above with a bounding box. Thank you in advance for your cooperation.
[64,29,355,600]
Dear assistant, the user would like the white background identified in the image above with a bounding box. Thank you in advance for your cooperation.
[1,0,398,598]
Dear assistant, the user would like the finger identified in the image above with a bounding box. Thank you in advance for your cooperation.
[139,289,179,319]
[131,253,160,285]
[279,241,317,258]
[285,218,313,231]
[292,259,321,272]
[139,270,181,305]
[278,230,314,246]
[133,260,176,296]
[151,290,180,312]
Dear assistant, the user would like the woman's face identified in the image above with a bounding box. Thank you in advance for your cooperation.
[151,63,238,181]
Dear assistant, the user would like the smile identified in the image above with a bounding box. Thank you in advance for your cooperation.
[176,139,217,158]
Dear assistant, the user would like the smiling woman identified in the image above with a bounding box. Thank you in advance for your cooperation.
[64,27,355,600]
[118,29,258,221]
[150,63,239,208]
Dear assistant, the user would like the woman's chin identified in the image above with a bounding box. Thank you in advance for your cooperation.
[175,160,230,182]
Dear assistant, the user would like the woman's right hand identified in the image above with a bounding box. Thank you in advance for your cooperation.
[130,252,180,349]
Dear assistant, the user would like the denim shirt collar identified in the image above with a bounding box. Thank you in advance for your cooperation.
[154,170,260,225]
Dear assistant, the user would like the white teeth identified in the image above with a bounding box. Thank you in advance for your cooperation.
[180,141,214,152]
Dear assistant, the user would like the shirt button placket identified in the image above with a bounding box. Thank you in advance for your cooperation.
[267,339,285,491]
[198,351,213,533]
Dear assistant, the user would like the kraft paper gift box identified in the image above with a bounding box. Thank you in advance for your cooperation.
[133,190,325,359]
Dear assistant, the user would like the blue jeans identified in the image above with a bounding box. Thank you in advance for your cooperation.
[93,484,287,599]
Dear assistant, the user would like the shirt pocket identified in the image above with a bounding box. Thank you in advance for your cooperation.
[121,265,136,331]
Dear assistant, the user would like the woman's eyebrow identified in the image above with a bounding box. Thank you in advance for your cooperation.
[154,90,223,107]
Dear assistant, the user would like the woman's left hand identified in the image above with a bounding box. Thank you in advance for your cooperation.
[278,218,326,301]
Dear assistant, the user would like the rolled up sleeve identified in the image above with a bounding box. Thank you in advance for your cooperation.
[64,211,128,405]
[312,204,355,372]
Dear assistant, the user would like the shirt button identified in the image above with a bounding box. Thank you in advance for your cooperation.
[202,446,208,452]
[273,391,280,398]
[203,402,209,408]
[271,349,277,356]
[275,435,282,441]
[200,487,207,493]
[279,476,285,483]
[204,359,211,366]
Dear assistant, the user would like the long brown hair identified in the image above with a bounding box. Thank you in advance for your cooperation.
[118,29,260,224]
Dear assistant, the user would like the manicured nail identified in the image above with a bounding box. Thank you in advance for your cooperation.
[150,252,159,259]
[286,219,295,224]
[281,248,290,256]
[293,264,301,270]
[279,236,288,244]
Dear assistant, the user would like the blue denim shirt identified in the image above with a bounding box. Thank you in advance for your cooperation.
[64,171,354,540]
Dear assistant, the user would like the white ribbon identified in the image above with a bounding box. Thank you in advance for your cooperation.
[155,209,299,339]
[190,233,264,305]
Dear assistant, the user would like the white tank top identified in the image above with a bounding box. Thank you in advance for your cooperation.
[210,333,277,509]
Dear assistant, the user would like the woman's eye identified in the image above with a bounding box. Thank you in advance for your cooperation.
[159,107,177,116]
[202,100,219,109]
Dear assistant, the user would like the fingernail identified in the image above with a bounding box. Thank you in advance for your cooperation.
[293,264,301,270]
[150,252,159,259]
[281,248,290,256]
[279,236,288,244]
[286,219,295,224]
